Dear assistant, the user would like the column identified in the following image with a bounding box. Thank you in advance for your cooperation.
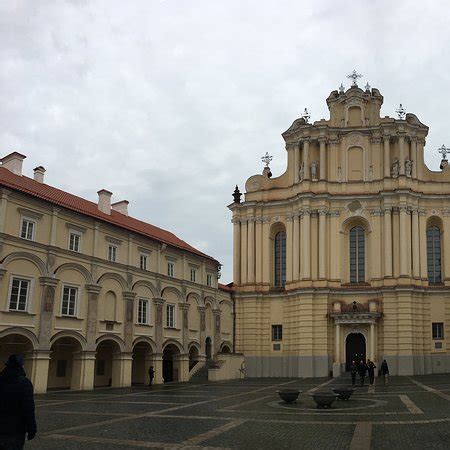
[293,214,300,281]
[335,324,340,362]
[123,291,136,352]
[179,303,190,353]
[71,351,96,390]
[370,323,375,361]
[151,354,164,384]
[198,306,206,355]
[410,137,418,178]
[318,210,327,279]
[85,284,101,350]
[0,188,10,234]
[240,220,248,284]
[37,277,59,349]
[262,219,271,284]
[153,298,165,354]
[255,218,263,284]
[294,143,300,183]
[50,207,59,246]
[25,350,51,394]
[399,206,408,276]
[417,139,425,179]
[176,354,190,382]
[302,210,311,279]
[111,352,133,388]
[303,139,310,180]
[383,135,390,178]
[319,138,327,180]
[399,134,406,176]
[213,309,221,356]
[329,212,341,281]
[419,212,428,281]
[384,208,392,277]
[232,218,241,284]
[286,216,293,283]
[371,211,382,280]
[247,218,255,284]
[412,210,420,278]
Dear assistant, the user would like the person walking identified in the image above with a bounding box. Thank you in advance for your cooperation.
[0,354,37,449]
[380,359,390,385]
[358,360,367,386]
[148,366,155,387]
[350,360,358,386]
[367,359,376,385]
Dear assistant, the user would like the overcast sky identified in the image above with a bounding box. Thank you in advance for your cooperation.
[1,0,450,283]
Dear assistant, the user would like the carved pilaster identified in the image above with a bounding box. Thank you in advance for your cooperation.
[153,297,165,353]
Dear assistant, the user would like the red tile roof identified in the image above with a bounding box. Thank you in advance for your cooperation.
[218,283,233,293]
[0,167,219,264]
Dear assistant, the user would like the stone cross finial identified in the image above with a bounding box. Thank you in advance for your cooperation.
[301,108,310,123]
[396,104,406,120]
[347,70,362,87]
[365,82,371,92]
[339,83,345,94]
[261,152,273,167]
[438,144,449,161]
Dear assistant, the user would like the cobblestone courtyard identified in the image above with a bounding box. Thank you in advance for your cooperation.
[29,374,450,449]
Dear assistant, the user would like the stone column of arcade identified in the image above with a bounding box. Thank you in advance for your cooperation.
[178,302,191,382]
[333,322,341,378]
[152,298,166,384]
[213,309,221,356]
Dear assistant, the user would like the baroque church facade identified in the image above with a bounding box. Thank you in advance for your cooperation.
[230,80,450,377]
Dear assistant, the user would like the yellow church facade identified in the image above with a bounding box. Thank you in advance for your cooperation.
[230,80,450,377]
[0,152,234,393]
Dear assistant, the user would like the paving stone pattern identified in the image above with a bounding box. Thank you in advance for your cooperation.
[28,374,450,449]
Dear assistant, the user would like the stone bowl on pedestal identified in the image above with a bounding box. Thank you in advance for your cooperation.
[309,392,338,409]
[332,387,355,401]
[276,389,301,403]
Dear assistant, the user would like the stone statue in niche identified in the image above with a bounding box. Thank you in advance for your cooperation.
[405,159,413,177]
[299,162,304,181]
[391,159,399,178]
[311,161,318,181]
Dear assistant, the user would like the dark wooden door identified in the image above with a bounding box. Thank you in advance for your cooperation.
[345,333,366,370]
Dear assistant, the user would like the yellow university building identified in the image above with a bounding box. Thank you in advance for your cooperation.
[230,78,450,378]
[0,152,235,393]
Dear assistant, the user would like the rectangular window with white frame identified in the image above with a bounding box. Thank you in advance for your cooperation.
[68,230,81,252]
[108,244,117,262]
[61,285,78,317]
[20,218,35,241]
[206,274,213,287]
[167,262,174,277]
[166,304,175,328]
[138,298,149,325]
[190,268,196,283]
[8,277,31,312]
[140,253,148,271]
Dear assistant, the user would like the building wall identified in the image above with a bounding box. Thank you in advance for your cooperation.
[0,186,233,392]
[230,84,450,377]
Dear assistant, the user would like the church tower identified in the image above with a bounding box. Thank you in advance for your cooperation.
[229,74,450,377]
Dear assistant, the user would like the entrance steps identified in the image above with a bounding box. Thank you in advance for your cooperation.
[189,362,208,381]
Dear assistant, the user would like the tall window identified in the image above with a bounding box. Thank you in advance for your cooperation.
[69,231,81,252]
[20,218,35,241]
[140,253,148,270]
[166,304,175,328]
[206,273,213,287]
[350,226,365,283]
[427,226,441,284]
[167,262,174,277]
[274,231,286,287]
[9,277,30,311]
[432,322,444,340]
[108,244,117,262]
[272,324,283,341]
[138,298,149,325]
[190,268,196,282]
[61,286,78,317]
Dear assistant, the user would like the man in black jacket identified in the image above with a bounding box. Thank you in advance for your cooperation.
[0,354,37,449]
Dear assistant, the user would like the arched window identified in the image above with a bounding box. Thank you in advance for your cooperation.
[349,226,365,283]
[274,231,286,287]
[427,226,441,284]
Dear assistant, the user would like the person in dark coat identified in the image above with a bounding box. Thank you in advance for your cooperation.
[367,359,376,385]
[358,360,367,386]
[148,366,155,387]
[380,359,390,385]
[350,360,358,386]
[0,354,37,449]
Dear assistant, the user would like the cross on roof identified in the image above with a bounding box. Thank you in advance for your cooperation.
[438,145,449,161]
[347,70,362,87]
[261,152,273,167]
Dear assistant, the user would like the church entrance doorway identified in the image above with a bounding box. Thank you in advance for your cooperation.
[345,333,366,371]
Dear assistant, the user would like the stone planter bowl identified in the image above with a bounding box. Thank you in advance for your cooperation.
[309,392,338,409]
[277,389,301,403]
[332,388,355,401]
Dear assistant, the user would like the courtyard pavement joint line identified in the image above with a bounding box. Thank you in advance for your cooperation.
[181,419,247,446]
[42,379,299,437]
[306,378,334,394]
[408,377,450,401]
[399,394,424,414]
[349,422,372,450]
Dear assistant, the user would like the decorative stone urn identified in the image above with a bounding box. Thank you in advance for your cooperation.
[332,387,355,400]
[277,389,301,403]
[309,392,338,408]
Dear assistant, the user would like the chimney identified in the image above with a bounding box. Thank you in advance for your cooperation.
[33,166,46,183]
[97,189,112,214]
[1,152,26,176]
[111,200,129,216]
